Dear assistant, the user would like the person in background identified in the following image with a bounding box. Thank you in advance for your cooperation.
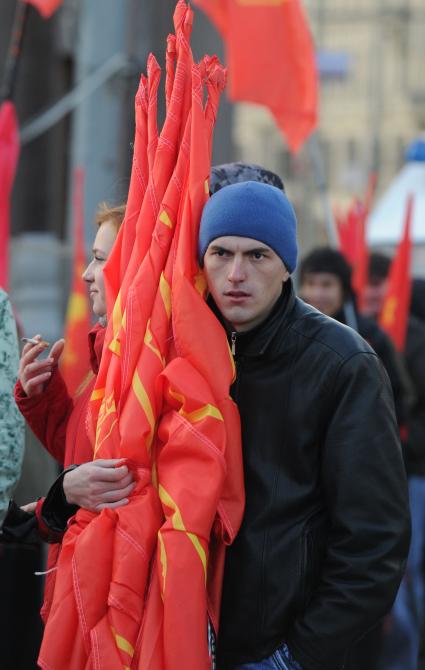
[298,247,408,428]
[0,288,25,527]
[364,252,425,670]
[198,180,410,670]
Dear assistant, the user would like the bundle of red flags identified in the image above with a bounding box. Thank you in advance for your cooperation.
[193,0,318,152]
[39,3,244,669]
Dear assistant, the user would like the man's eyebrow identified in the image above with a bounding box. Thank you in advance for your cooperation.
[244,246,271,254]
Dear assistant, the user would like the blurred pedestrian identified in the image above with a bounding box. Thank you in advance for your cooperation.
[0,288,24,527]
[198,179,410,670]
[298,246,408,429]
[364,252,425,670]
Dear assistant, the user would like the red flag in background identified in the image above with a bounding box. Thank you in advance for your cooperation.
[379,195,414,352]
[39,4,244,669]
[193,0,318,152]
[0,101,19,290]
[25,0,63,18]
[60,168,91,396]
[336,174,377,308]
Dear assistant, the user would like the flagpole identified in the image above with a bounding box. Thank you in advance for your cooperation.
[0,2,30,103]
[307,131,339,248]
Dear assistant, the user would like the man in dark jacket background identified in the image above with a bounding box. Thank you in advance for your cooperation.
[364,252,425,670]
[298,246,408,429]
[199,180,410,670]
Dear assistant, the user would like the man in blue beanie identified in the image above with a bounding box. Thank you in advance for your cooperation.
[199,179,410,670]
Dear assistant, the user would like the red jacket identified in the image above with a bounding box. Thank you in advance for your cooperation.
[14,324,105,621]
[15,324,105,467]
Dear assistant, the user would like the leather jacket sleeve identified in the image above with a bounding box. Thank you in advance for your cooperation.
[287,352,411,670]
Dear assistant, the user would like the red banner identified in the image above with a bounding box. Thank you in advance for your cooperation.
[193,0,318,152]
[0,101,20,290]
[379,195,414,352]
[25,0,63,18]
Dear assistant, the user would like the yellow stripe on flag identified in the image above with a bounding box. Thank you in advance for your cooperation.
[111,627,134,659]
[66,292,89,321]
[158,530,167,594]
[144,319,165,365]
[158,485,207,582]
[204,179,209,195]
[132,369,155,448]
[90,387,105,402]
[381,296,398,328]
[159,210,173,228]
[112,289,123,338]
[109,338,121,356]
[180,403,223,424]
[159,272,171,319]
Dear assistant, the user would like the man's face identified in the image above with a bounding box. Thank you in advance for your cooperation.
[299,272,344,318]
[363,276,388,318]
[203,235,289,332]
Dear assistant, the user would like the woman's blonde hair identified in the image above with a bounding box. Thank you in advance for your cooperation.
[95,202,126,232]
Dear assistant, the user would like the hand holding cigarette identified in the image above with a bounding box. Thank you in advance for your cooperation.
[18,334,65,397]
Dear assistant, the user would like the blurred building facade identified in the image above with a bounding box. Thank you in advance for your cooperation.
[232,0,425,251]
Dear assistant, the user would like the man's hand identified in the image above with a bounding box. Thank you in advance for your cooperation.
[19,335,65,397]
[63,460,136,512]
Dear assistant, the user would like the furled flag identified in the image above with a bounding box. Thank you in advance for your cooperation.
[193,0,318,152]
[0,101,19,290]
[60,167,91,396]
[38,3,244,669]
[25,0,63,18]
[379,194,414,352]
[337,174,377,308]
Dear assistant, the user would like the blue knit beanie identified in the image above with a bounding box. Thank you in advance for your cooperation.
[198,181,298,273]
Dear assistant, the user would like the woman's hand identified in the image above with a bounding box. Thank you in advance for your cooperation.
[63,460,136,512]
[20,501,37,514]
[18,336,65,397]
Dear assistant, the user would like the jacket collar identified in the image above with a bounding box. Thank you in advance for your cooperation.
[210,278,297,358]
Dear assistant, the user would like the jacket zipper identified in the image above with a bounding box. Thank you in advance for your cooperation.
[231,331,237,356]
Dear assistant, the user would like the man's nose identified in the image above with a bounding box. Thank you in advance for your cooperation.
[227,256,246,282]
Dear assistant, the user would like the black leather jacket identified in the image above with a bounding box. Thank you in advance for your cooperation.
[216,281,410,670]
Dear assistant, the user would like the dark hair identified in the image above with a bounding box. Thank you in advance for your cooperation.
[368,252,391,280]
[299,247,353,298]
[210,162,284,195]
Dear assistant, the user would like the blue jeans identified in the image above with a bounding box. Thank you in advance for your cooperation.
[380,476,425,670]
[232,643,303,670]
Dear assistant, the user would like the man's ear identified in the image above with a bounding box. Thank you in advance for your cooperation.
[282,268,290,283]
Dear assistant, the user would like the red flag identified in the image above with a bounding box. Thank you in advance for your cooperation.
[25,0,63,18]
[0,101,20,290]
[193,0,318,152]
[379,195,414,352]
[60,168,91,396]
[39,4,244,668]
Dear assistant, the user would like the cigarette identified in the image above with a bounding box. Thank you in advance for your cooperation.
[21,337,50,347]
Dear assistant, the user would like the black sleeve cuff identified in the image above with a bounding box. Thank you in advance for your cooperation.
[41,465,80,535]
